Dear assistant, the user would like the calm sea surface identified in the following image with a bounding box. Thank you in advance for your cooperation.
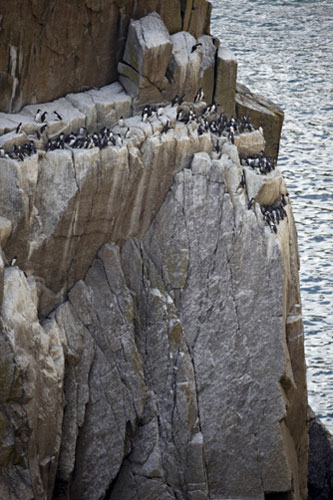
[210,0,333,433]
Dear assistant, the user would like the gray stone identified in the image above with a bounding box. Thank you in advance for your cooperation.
[236,82,284,158]
[215,45,238,117]
[123,13,173,87]
[198,34,218,105]
[22,97,86,138]
[308,407,333,500]
[0,217,12,248]
[164,31,202,102]
[0,268,66,500]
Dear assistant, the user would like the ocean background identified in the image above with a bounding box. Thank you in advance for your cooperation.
[210,0,333,433]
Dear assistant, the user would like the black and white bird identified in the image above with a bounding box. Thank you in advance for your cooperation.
[171,95,179,107]
[10,256,17,266]
[119,116,124,128]
[16,122,22,133]
[35,109,47,123]
[53,110,63,120]
[161,120,170,134]
[191,42,202,53]
[194,88,204,103]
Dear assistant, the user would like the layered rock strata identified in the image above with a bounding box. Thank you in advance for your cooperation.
[0,9,308,500]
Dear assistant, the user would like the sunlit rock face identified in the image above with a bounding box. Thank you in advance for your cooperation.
[0,7,308,500]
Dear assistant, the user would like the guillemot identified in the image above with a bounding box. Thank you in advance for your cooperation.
[53,110,63,120]
[191,42,202,53]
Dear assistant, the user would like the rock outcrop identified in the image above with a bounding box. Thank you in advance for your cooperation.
[0,0,211,113]
[0,6,310,500]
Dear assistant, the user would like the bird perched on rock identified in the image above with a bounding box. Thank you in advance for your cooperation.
[35,109,47,123]
[161,120,170,134]
[53,111,62,120]
[194,88,204,103]
[191,42,202,53]
[171,95,179,107]
[10,256,17,266]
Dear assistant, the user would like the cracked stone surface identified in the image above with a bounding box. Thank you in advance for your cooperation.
[0,122,308,499]
[0,9,309,500]
[0,0,212,113]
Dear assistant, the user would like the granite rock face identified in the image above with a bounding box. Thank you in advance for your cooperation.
[0,76,307,499]
[0,0,212,113]
[0,5,309,500]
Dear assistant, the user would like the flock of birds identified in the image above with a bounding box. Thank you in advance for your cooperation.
[0,88,286,234]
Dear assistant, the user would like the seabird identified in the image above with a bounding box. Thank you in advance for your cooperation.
[116,134,123,146]
[16,122,22,134]
[161,120,170,134]
[10,256,17,266]
[194,88,204,103]
[35,109,43,122]
[53,111,62,120]
[171,95,179,107]
[191,42,202,53]
[119,116,124,128]
[248,197,255,210]
[157,105,164,117]
[178,94,185,106]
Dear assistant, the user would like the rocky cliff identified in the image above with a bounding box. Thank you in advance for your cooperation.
[0,3,308,500]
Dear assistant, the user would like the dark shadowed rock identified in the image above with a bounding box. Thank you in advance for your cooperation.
[308,407,333,500]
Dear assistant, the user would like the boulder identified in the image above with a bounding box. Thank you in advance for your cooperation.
[214,45,238,117]
[234,129,265,156]
[123,13,173,86]
[236,82,284,158]
[198,34,218,105]
[163,31,202,102]
[119,13,172,107]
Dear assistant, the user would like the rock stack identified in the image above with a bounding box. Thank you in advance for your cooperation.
[0,4,309,500]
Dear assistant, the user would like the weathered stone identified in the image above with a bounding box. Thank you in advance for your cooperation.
[198,34,218,105]
[142,151,308,499]
[0,253,3,307]
[118,62,165,107]
[234,129,265,156]
[156,0,182,34]
[214,45,238,117]
[245,167,284,206]
[164,31,202,101]
[123,13,173,86]
[52,244,145,500]
[0,217,12,248]
[182,0,212,38]
[236,82,284,158]
[0,268,65,500]
[308,407,333,500]
[22,98,86,138]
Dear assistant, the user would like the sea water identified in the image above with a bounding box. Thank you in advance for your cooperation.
[210,0,333,433]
